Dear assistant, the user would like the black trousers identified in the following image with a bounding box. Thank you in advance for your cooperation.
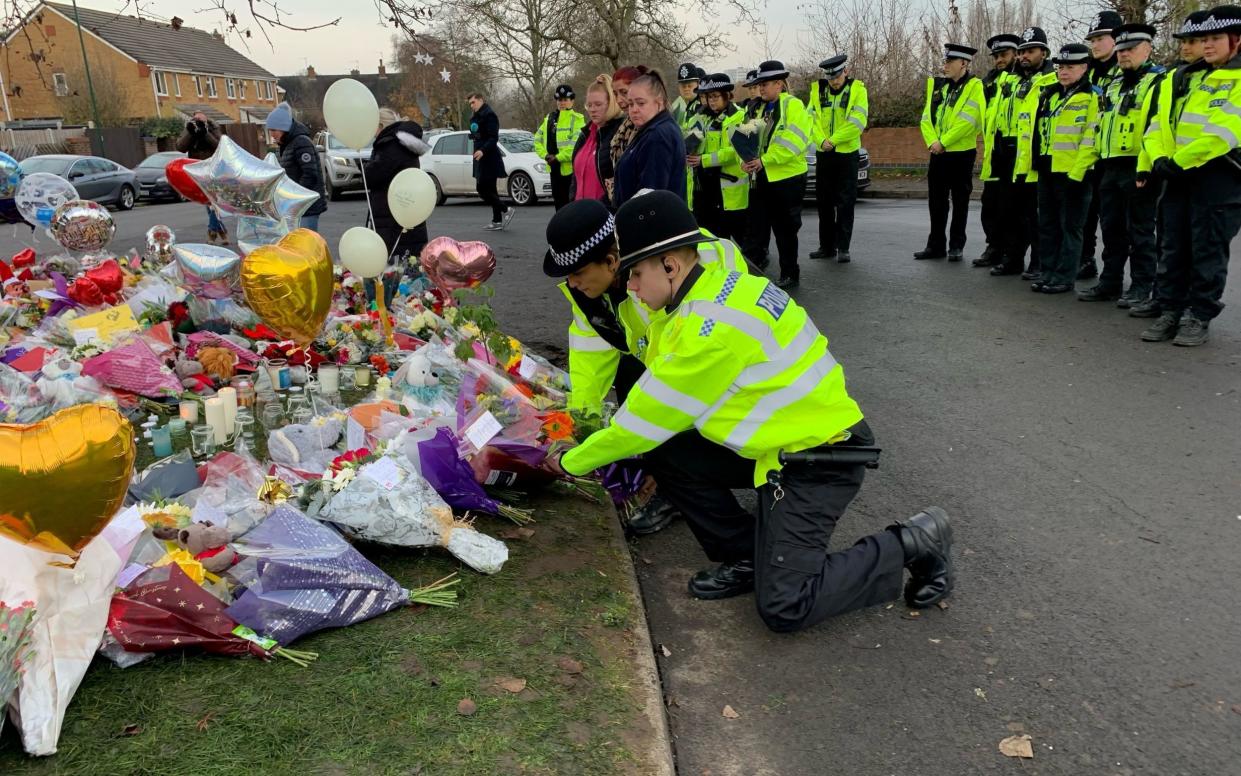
[741,193,769,267]
[645,424,905,633]
[1154,180,1241,321]
[752,172,806,281]
[980,140,1017,253]
[475,175,508,222]
[550,168,572,210]
[1037,172,1093,286]
[692,175,738,244]
[1003,180,1040,273]
[816,150,859,253]
[1081,169,1102,269]
[926,150,976,253]
[1097,160,1158,296]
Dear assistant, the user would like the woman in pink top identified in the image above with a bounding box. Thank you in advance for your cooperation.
[572,75,624,208]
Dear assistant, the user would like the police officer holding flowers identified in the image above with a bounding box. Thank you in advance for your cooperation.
[543,190,955,633]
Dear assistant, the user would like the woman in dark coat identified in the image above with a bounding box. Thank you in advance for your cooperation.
[612,72,687,208]
[362,108,431,300]
[467,93,514,230]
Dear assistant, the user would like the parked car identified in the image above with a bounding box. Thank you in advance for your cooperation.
[19,154,138,210]
[420,129,552,206]
[805,147,871,199]
[133,151,186,202]
[313,130,372,201]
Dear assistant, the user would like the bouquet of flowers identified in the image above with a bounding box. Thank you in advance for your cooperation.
[684,125,705,156]
[317,315,386,366]
[729,118,765,164]
[0,600,36,736]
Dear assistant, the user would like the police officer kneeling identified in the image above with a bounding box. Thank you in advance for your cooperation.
[544,190,955,632]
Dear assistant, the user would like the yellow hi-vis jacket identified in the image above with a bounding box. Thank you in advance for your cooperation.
[534,109,586,175]
[758,93,813,182]
[1016,78,1100,182]
[561,233,749,413]
[562,266,863,486]
[699,105,750,211]
[920,75,986,152]
[806,78,868,154]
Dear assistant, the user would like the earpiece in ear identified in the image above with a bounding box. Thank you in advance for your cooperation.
[664,260,674,274]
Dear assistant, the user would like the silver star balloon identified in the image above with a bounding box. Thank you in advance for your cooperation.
[271,174,319,230]
[236,215,289,255]
[185,136,283,220]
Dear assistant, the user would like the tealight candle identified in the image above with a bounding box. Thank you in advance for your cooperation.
[179,400,199,423]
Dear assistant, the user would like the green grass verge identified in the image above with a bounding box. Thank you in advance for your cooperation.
[0,493,651,776]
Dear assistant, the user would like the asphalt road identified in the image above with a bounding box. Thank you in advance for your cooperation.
[8,192,1240,775]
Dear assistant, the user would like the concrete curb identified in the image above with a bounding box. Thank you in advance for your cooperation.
[604,511,676,776]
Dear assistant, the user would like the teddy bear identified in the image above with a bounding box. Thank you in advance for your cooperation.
[36,357,103,408]
[175,521,236,574]
[196,346,237,381]
[268,417,343,473]
[397,351,445,404]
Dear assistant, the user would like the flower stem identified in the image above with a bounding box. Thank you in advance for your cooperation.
[408,573,461,608]
[273,647,319,667]
[497,504,536,526]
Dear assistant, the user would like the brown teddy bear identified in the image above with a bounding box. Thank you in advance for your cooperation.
[196,346,237,381]
[175,522,236,573]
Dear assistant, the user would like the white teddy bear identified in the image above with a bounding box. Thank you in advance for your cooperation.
[36,357,104,409]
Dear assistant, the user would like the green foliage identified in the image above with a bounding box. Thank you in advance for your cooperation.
[139,116,186,139]
[451,285,515,366]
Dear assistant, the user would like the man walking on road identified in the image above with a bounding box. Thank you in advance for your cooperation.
[916,43,986,262]
[807,54,868,264]
[468,93,516,231]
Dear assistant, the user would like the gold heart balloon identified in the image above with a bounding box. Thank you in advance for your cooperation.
[0,404,136,556]
[241,228,334,345]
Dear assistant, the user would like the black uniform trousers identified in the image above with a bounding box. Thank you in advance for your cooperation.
[741,184,769,268]
[692,173,747,245]
[815,150,859,254]
[644,423,906,634]
[925,149,976,253]
[750,171,806,282]
[550,168,572,210]
[1036,171,1093,287]
[979,180,1003,251]
[1004,179,1040,273]
[475,175,508,223]
[1154,178,1241,322]
[1080,169,1102,272]
[1096,159,1158,297]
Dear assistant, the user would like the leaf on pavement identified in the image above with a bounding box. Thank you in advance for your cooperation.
[722,704,740,719]
[457,698,477,716]
[999,734,1034,759]
[195,712,215,732]
[497,677,527,693]
[661,644,672,657]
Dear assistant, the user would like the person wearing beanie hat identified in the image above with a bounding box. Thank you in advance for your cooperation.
[543,191,749,534]
[535,85,586,211]
[974,34,1023,268]
[916,43,985,262]
[806,54,868,263]
[1136,4,1241,346]
[741,60,813,289]
[543,189,956,633]
[1077,23,1165,308]
[266,101,327,230]
[1014,43,1100,295]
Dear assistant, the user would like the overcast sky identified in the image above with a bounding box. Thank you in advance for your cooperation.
[67,0,808,77]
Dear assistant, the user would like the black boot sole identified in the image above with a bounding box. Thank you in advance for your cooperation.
[688,577,755,600]
[904,506,955,608]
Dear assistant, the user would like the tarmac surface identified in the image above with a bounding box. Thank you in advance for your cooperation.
[10,191,1239,775]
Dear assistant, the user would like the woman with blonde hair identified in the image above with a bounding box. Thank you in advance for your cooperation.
[572,74,625,206]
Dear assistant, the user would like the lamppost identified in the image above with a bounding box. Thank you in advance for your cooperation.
[70,0,105,155]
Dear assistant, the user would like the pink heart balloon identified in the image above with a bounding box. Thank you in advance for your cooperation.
[419,236,496,293]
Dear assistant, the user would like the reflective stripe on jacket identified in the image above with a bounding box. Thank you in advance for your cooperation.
[1011,70,1059,183]
[534,109,586,175]
[759,93,812,182]
[1168,57,1241,170]
[920,75,986,152]
[1098,63,1164,162]
[562,267,863,486]
[1143,62,1208,166]
[981,70,1018,180]
[1017,79,1100,182]
[699,106,750,211]
[806,78,868,154]
[560,233,749,412]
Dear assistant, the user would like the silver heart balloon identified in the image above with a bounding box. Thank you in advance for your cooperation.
[172,243,241,300]
[185,136,283,219]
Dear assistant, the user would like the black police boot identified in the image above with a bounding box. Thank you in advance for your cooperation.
[1077,284,1121,302]
[947,248,964,262]
[625,494,677,536]
[1128,298,1160,318]
[914,249,947,260]
[1172,315,1209,347]
[1140,311,1181,342]
[1020,267,1041,281]
[809,248,836,260]
[776,276,799,290]
[836,251,851,263]
[688,559,756,600]
[1077,261,1098,280]
[990,263,1023,276]
[1117,286,1150,310]
[972,245,1000,267]
[891,507,954,608]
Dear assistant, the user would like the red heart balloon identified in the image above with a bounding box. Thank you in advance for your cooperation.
[11,248,35,268]
[67,277,103,306]
[84,259,123,295]
[165,158,210,205]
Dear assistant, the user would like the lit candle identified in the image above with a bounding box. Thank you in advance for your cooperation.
[218,387,238,433]
[318,364,340,394]
[204,397,227,445]
[179,400,199,424]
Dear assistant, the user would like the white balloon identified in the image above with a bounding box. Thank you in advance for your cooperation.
[338,226,388,278]
[387,168,436,229]
[15,173,78,228]
[322,79,380,151]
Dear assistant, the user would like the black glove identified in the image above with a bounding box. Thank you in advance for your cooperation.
[1153,157,1184,181]
[1136,171,1151,186]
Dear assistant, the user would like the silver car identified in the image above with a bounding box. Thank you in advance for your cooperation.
[19,154,138,210]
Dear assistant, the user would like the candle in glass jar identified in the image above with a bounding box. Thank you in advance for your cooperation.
[179,400,199,424]
[218,387,238,432]
[151,425,173,458]
[354,365,371,387]
[204,397,227,445]
[318,364,340,394]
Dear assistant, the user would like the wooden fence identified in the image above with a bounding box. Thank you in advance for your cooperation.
[88,127,146,169]
[220,122,265,158]
[0,126,86,160]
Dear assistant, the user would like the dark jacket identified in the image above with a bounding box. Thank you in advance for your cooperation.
[365,120,432,255]
[278,120,327,216]
[569,116,623,206]
[469,103,506,179]
[612,110,687,207]
[175,119,220,160]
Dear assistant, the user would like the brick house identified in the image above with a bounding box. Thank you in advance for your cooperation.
[0,2,280,125]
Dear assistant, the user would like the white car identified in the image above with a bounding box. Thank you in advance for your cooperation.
[420,129,552,206]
